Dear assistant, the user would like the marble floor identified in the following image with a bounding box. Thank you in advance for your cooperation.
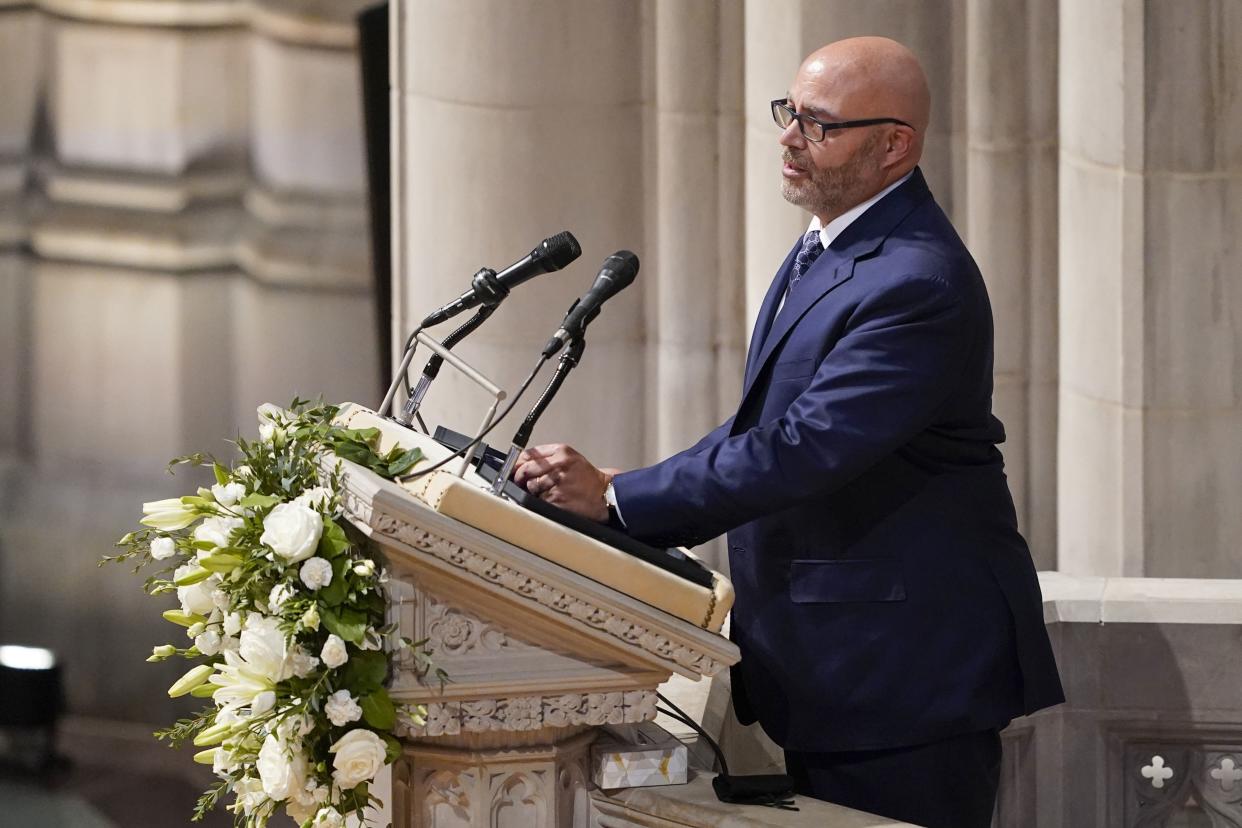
[0,763,235,828]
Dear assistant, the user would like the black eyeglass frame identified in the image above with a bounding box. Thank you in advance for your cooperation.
[771,98,913,142]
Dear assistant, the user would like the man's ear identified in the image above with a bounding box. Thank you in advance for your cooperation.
[885,126,916,168]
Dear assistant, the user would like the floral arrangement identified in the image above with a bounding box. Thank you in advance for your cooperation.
[107,400,439,827]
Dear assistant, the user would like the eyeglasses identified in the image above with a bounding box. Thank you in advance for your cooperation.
[771,98,912,143]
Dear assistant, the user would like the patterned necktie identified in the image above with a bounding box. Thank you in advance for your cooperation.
[790,230,824,290]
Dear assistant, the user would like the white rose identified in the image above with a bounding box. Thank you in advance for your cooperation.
[287,799,317,826]
[295,486,333,511]
[260,503,323,563]
[194,515,245,549]
[288,646,319,678]
[329,729,387,790]
[195,629,223,656]
[314,806,345,827]
[150,536,176,560]
[320,634,348,670]
[268,582,297,611]
[324,690,362,727]
[251,690,277,716]
[257,403,287,424]
[257,734,308,801]
[175,565,219,616]
[211,481,247,507]
[299,557,333,591]
[239,615,290,682]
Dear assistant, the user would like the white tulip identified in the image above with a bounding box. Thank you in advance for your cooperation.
[299,557,333,591]
[324,690,362,727]
[211,481,247,508]
[260,502,323,564]
[320,634,349,670]
[194,515,245,549]
[150,537,177,560]
[195,629,223,656]
[251,690,277,716]
[175,565,220,617]
[268,582,297,611]
[295,487,333,511]
[329,729,387,790]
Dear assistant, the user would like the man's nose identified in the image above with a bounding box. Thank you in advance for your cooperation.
[778,119,805,149]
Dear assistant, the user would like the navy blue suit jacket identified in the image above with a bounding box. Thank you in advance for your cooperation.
[613,168,1063,752]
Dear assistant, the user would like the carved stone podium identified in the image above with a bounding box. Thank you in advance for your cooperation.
[333,453,740,827]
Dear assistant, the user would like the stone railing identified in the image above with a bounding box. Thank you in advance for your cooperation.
[657,573,1242,827]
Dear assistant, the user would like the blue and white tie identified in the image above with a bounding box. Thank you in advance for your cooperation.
[790,230,824,290]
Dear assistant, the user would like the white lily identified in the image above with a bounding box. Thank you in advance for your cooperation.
[140,498,199,531]
[209,649,276,708]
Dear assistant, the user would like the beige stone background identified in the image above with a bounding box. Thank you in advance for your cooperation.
[0,0,1239,823]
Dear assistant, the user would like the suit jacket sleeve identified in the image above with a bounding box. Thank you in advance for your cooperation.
[612,272,973,547]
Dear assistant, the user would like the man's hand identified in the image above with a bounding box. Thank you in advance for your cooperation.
[512,444,618,522]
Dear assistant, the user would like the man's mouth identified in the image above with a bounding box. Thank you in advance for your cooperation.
[782,155,808,178]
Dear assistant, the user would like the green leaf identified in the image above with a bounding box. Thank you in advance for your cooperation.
[321,606,368,646]
[386,447,424,477]
[360,689,396,730]
[382,733,402,763]
[332,441,376,467]
[340,650,387,693]
[318,556,350,607]
[318,519,350,559]
[240,493,282,510]
[212,463,229,487]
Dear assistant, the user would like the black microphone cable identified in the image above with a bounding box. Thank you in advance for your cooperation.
[398,352,551,481]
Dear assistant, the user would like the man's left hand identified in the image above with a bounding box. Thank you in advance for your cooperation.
[513,444,615,522]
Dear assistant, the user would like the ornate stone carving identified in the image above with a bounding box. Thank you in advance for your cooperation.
[360,512,725,678]
[397,690,657,737]
[423,595,521,658]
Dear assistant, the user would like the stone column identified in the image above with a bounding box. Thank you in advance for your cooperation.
[392,0,647,470]
[235,0,379,427]
[964,0,1059,568]
[0,1,39,457]
[652,0,745,462]
[1057,0,1242,577]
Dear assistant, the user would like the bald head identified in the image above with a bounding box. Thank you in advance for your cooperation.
[798,37,929,169]
[778,37,930,221]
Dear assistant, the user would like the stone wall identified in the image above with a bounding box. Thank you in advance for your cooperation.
[0,0,377,725]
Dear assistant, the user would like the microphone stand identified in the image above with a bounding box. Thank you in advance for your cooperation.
[394,303,497,427]
[490,331,588,495]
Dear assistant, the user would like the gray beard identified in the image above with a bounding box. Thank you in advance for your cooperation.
[781,132,884,218]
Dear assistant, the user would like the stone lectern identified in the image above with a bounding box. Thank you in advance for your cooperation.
[329,406,739,828]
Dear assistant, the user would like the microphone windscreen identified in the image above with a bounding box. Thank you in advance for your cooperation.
[545,231,582,269]
[604,250,640,291]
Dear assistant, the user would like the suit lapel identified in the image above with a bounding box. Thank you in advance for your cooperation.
[743,239,801,389]
[737,168,935,408]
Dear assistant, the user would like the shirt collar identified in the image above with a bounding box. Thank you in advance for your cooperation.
[807,170,914,249]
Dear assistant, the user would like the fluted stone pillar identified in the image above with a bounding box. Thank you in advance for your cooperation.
[0,1,39,456]
[652,1,745,460]
[393,1,647,469]
[1058,0,1242,577]
[964,0,1059,568]
[742,1,960,324]
[234,0,378,425]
